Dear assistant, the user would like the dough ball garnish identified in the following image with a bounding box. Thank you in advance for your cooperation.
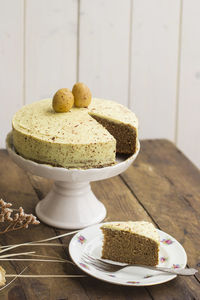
[72,82,92,108]
[52,88,74,113]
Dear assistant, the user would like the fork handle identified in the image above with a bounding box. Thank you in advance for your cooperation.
[131,265,198,276]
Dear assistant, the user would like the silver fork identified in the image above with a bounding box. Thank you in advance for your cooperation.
[82,254,198,276]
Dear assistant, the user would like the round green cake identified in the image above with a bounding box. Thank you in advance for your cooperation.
[12,98,138,169]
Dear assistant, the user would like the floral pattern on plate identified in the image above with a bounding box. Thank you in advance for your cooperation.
[77,235,87,244]
[160,256,168,263]
[161,238,173,245]
[79,262,89,270]
[172,264,181,269]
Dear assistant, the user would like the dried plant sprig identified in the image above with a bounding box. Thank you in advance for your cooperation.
[0,251,35,259]
[27,253,75,264]
[0,199,40,234]
[0,200,84,291]
[6,275,86,278]
[0,228,84,290]
[0,243,68,249]
[0,258,73,263]
[0,252,71,264]
[0,265,86,290]
[0,266,6,287]
[0,266,28,291]
[0,230,79,255]
[0,252,72,262]
[0,251,76,289]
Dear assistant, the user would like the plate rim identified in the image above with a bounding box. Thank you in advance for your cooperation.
[69,222,187,287]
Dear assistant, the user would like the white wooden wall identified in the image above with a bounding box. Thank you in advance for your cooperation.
[0,0,199,168]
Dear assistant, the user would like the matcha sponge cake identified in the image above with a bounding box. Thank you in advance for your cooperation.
[101,221,159,266]
[12,96,138,169]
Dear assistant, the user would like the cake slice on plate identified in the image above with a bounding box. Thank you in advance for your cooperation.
[101,221,160,266]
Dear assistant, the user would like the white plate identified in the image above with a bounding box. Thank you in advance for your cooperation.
[69,223,187,286]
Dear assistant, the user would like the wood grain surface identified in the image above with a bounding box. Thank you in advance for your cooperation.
[0,139,199,300]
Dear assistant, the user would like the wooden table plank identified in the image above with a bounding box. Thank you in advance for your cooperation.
[121,140,200,268]
[121,140,200,299]
[0,150,89,300]
[29,172,154,299]
[0,150,153,299]
[29,161,200,299]
[0,139,200,299]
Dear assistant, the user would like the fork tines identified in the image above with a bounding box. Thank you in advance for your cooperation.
[81,253,123,272]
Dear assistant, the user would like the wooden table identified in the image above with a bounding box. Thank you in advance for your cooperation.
[0,139,199,300]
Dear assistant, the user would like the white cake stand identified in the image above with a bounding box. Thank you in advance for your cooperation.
[6,132,140,229]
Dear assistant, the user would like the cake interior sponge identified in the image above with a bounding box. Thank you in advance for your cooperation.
[101,221,160,266]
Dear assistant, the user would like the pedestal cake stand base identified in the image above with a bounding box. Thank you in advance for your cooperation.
[35,181,106,229]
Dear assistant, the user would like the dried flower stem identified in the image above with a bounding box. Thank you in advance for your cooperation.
[0,230,79,255]
[0,199,39,235]
[0,266,28,291]
[1,243,68,249]
[6,274,86,278]
[28,254,75,264]
[0,251,35,259]
[0,259,72,263]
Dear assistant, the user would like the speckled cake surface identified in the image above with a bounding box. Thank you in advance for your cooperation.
[12,98,138,169]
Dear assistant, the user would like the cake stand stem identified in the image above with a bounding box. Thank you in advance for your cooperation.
[35,181,106,229]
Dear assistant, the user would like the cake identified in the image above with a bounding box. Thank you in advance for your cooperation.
[101,221,160,266]
[12,98,138,169]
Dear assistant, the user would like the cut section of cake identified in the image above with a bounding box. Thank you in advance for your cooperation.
[89,98,138,154]
[101,221,160,266]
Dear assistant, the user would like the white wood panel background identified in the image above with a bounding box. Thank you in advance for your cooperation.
[130,0,180,141]
[25,0,78,104]
[0,0,24,146]
[0,0,199,168]
[79,0,130,105]
[177,0,200,167]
